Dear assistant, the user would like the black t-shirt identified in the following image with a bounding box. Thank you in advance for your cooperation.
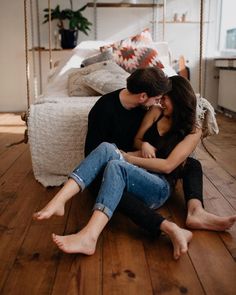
[84,89,146,156]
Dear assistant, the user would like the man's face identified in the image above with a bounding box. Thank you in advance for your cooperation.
[141,95,162,108]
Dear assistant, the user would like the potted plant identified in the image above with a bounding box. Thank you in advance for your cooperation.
[43,0,92,49]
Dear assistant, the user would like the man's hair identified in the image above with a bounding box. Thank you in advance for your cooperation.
[126,67,171,97]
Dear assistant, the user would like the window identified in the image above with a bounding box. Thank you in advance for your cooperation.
[219,0,236,54]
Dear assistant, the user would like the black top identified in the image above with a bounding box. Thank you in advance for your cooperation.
[85,89,146,156]
[143,113,183,184]
[143,113,164,156]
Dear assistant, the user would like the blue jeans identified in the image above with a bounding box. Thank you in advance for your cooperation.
[70,142,170,219]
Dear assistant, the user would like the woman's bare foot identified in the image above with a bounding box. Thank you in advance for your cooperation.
[186,207,236,231]
[161,220,193,260]
[52,230,97,255]
[33,197,65,220]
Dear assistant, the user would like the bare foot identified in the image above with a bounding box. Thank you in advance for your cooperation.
[161,221,193,260]
[186,207,236,231]
[52,230,97,255]
[168,225,192,260]
[33,197,65,220]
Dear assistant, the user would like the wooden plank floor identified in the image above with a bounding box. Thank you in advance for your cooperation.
[0,112,236,295]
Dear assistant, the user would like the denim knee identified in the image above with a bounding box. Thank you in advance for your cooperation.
[98,142,123,159]
[69,142,123,192]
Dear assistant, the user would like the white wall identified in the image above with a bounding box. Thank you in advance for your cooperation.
[0,0,27,112]
[0,0,220,112]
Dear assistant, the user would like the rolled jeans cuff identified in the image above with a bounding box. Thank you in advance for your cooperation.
[69,172,85,191]
[93,203,113,219]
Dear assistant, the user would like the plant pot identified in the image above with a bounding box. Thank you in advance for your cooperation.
[59,29,78,49]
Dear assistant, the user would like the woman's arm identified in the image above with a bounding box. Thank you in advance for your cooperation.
[134,106,162,158]
[123,128,202,174]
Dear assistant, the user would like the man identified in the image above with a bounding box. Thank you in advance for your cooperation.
[85,67,236,236]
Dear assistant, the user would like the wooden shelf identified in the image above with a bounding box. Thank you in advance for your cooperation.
[29,48,72,51]
[158,21,209,24]
[87,2,163,8]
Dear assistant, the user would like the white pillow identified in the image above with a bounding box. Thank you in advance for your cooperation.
[72,40,114,58]
[81,50,114,67]
[82,62,129,95]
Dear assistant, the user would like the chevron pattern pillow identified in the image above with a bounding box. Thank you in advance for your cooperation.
[121,28,153,47]
[100,29,153,52]
[113,46,164,73]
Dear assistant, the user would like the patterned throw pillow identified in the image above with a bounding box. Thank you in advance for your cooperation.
[121,28,153,47]
[100,28,153,52]
[113,46,164,73]
[82,62,129,95]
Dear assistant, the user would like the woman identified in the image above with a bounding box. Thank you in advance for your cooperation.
[33,76,200,260]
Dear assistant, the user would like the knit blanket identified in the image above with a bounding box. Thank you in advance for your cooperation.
[28,97,100,187]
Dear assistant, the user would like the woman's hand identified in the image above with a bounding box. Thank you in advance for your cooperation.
[141,142,157,158]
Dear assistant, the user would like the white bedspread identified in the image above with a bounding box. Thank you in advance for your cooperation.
[28,96,100,187]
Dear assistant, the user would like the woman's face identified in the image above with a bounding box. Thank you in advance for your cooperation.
[160,95,173,116]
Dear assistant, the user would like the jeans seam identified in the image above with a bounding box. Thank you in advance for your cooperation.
[69,173,85,191]
[93,203,113,219]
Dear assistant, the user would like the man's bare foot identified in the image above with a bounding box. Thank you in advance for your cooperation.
[161,221,193,260]
[52,230,97,255]
[33,197,65,220]
[186,207,236,231]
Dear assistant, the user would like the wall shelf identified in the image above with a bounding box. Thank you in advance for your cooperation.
[29,48,72,52]
[87,2,163,8]
[157,21,210,24]
[87,1,164,40]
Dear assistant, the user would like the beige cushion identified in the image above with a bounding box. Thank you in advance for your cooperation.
[82,62,129,95]
[68,73,100,97]
[68,61,118,97]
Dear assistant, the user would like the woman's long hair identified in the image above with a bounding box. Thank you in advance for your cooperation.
[158,75,197,159]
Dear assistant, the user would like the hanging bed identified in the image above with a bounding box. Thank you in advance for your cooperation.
[23,1,218,187]
[28,37,177,187]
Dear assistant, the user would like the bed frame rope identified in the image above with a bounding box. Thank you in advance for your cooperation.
[199,0,204,96]
[198,0,216,160]
[48,0,53,69]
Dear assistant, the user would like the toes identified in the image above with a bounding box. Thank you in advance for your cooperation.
[174,253,180,260]
[33,212,42,220]
[180,245,188,255]
[52,234,64,248]
[173,247,180,260]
